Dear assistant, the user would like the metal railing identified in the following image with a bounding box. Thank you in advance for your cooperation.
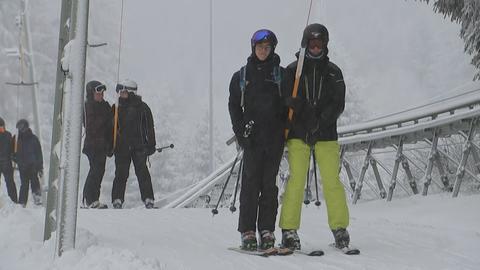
[166,86,480,208]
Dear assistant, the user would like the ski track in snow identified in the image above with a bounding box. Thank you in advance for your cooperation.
[0,193,479,270]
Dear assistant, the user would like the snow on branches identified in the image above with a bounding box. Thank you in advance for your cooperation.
[418,0,480,80]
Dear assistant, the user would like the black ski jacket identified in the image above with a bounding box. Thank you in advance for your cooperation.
[114,94,156,155]
[14,128,43,170]
[0,129,13,164]
[83,99,113,156]
[287,51,345,144]
[228,54,292,149]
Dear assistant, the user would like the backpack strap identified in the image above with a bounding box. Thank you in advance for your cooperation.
[239,65,247,111]
[273,65,282,97]
[239,65,282,110]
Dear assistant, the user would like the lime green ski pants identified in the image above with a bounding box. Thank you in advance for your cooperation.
[279,139,349,230]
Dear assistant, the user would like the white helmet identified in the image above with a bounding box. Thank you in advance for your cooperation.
[116,79,138,93]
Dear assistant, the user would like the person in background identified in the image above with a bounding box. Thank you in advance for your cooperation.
[14,119,43,206]
[111,79,156,209]
[0,117,18,203]
[82,80,113,209]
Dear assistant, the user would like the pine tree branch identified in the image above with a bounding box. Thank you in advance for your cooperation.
[415,0,480,80]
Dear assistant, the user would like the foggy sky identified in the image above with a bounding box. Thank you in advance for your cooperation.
[106,0,475,137]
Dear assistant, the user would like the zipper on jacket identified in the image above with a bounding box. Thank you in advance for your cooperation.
[317,76,323,103]
[313,65,316,105]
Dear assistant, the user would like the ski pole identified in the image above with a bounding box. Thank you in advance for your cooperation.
[157,144,174,153]
[226,135,236,146]
[312,148,321,206]
[229,154,244,213]
[284,0,313,139]
[303,150,311,205]
[212,151,241,216]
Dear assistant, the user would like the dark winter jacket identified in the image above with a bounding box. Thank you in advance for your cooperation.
[0,129,14,164]
[83,99,113,155]
[114,94,156,155]
[228,54,292,149]
[287,51,345,144]
[14,128,43,170]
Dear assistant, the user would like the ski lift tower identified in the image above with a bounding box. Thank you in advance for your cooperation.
[4,0,42,142]
[40,0,89,257]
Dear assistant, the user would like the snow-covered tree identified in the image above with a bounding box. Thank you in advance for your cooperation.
[177,109,230,189]
[418,0,480,79]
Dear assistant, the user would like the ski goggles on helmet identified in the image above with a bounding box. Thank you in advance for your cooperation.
[94,84,106,93]
[251,29,277,48]
[116,84,137,93]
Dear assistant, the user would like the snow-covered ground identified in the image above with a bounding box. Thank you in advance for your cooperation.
[0,193,478,270]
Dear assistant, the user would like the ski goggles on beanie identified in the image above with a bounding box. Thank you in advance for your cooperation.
[251,29,278,48]
[94,84,106,93]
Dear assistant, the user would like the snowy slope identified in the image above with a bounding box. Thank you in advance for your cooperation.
[0,193,479,270]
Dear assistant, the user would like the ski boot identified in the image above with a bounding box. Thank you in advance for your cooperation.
[33,193,42,206]
[259,230,275,250]
[112,199,123,209]
[240,231,258,251]
[145,198,155,209]
[332,228,350,249]
[281,229,301,250]
[88,201,108,209]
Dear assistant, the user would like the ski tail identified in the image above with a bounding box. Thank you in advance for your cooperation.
[329,243,360,255]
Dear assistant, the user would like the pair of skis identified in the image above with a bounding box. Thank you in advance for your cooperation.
[229,244,360,257]
[228,247,293,257]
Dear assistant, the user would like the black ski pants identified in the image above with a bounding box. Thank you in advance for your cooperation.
[18,164,40,205]
[238,145,283,233]
[0,162,17,203]
[82,152,107,205]
[112,149,154,203]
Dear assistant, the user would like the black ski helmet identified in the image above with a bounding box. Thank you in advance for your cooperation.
[301,23,329,48]
[0,117,4,127]
[250,29,278,55]
[16,119,29,132]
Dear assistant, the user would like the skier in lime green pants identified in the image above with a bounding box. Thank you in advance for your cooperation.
[280,23,351,250]
[280,140,349,244]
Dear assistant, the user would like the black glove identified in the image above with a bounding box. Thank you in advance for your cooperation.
[146,146,156,156]
[236,136,252,149]
[36,163,43,172]
[303,103,320,133]
[317,111,336,129]
[284,97,304,112]
[105,144,114,157]
[284,119,295,131]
